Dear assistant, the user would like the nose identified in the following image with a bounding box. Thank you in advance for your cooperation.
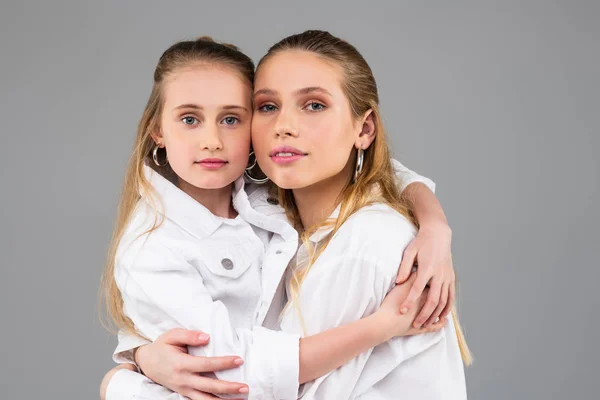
[201,124,223,151]
[273,108,299,138]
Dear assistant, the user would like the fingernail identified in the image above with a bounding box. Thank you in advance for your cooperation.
[234,358,244,366]
[199,334,210,341]
[400,307,408,314]
[239,387,249,393]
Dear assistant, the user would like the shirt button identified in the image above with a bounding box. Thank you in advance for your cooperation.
[267,197,279,205]
[221,258,234,270]
[275,250,282,255]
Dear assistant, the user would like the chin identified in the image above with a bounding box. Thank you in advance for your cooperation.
[268,171,308,190]
[188,177,234,190]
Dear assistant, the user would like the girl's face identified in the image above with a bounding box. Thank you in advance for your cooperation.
[156,65,252,190]
[252,51,366,190]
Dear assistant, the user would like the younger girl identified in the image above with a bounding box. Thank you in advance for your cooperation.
[100,36,455,400]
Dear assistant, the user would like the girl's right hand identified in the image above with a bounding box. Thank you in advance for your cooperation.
[378,272,447,338]
[135,328,249,399]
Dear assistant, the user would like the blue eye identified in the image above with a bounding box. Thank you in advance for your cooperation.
[222,116,239,125]
[182,116,198,125]
[305,102,325,111]
[258,104,277,113]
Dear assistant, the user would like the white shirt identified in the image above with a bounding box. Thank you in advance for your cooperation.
[109,165,301,400]
[279,203,467,399]
[106,160,441,400]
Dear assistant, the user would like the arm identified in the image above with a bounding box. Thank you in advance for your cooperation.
[391,158,456,327]
[117,241,431,400]
[115,242,298,399]
[106,330,246,400]
[279,211,420,399]
[103,367,187,400]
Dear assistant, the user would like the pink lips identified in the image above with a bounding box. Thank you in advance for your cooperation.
[196,158,228,169]
[269,146,307,165]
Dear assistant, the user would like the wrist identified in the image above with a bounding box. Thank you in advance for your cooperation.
[366,311,396,344]
[419,217,451,235]
[133,345,147,375]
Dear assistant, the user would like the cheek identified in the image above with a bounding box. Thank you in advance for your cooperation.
[251,119,270,152]
[226,130,251,157]
[305,115,352,148]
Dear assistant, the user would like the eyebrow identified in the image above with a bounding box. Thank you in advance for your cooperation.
[173,104,248,112]
[253,86,333,97]
[294,86,333,97]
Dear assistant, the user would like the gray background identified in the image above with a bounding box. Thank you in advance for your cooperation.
[1,1,598,399]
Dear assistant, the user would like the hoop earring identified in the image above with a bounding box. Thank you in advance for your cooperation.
[353,147,364,183]
[153,144,168,167]
[246,150,258,171]
[244,151,269,184]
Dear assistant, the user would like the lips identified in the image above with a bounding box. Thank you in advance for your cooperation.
[195,158,228,169]
[269,146,307,157]
[269,146,308,165]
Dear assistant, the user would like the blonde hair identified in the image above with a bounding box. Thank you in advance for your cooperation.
[258,30,472,365]
[99,36,255,335]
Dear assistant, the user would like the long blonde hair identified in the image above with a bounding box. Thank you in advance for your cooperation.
[99,36,255,335]
[258,30,472,365]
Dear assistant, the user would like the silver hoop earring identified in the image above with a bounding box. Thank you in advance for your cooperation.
[244,151,269,184]
[246,151,258,171]
[153,144,168,167]
[353,147,364,183]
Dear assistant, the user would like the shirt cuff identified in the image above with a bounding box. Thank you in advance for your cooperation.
[247,327,300,400]
[106,369,147,400]
[391,158,436,193]
[113,330,151,366]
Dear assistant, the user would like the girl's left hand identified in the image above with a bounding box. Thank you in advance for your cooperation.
[395,221,455,328]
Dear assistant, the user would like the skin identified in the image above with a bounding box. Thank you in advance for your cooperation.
[153,65,253,218]
[252,50,375,229]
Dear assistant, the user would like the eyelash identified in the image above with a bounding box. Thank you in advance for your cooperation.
[180,116,241,126]
[304,101,326,112]
[181,116,199,125]
[256,101,327,113]
[221,116,240,126]
[257,104,277,113]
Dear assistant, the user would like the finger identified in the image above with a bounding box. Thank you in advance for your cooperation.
[413,278,442,328]
[396,244,418,284]
[158,328,210,347]
[185,389,222,400]
[405,317,448,336]
[399,271,430,314]
[187,375,249,395]
[424,282,449,327]
[440,282,456,320]
[184,355,245,373]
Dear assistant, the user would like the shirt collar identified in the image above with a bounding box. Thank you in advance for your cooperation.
[140,165,246,240]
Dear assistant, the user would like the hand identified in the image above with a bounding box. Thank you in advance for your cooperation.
[135,328,248,400]
[395,221,455,328]
[379,272,447,338]
[100,363,137,400]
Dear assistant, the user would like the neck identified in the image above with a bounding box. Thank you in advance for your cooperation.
[178,179,237,219]
[292,161,353,230]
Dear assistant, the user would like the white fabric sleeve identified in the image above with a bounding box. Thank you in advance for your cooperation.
[115,243,300,400]
[391,158,436,193]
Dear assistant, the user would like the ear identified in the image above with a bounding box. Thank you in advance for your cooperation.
[354,109,376,150]
[150,128,164,147]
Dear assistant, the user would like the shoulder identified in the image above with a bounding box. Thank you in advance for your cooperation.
[115,202,181,271]
[336,203,417,250]
[323,203,417,275]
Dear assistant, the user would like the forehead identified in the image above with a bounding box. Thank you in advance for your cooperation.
[163,65,251,107]
[255,50,344,94]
